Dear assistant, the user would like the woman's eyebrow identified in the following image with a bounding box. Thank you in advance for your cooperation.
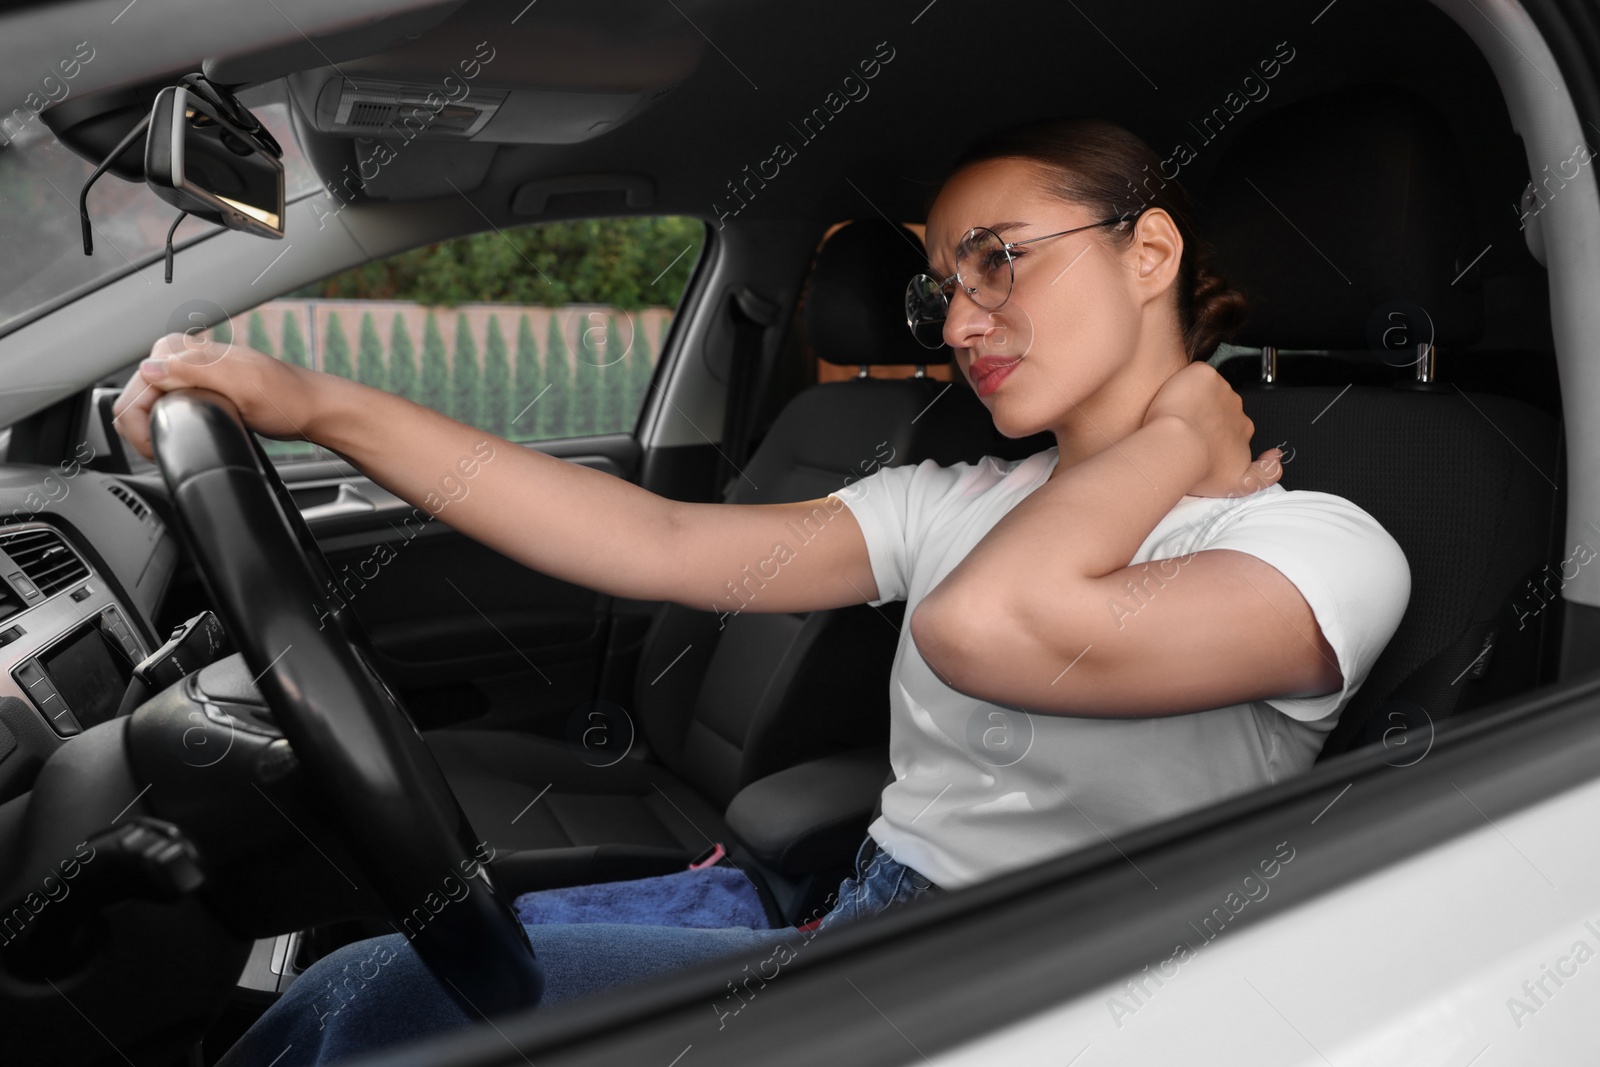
[928,221,1029,275]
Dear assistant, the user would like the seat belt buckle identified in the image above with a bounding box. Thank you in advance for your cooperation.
[688,842,726,870]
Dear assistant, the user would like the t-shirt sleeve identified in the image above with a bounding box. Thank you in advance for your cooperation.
[828,461,929,607]
[1201,489,1412,723]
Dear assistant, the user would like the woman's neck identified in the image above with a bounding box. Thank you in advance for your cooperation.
[1047,352,1192,477]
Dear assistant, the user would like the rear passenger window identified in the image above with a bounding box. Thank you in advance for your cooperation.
[209,217,706,462]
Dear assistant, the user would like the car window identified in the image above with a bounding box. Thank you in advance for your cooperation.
[207,216,706,463]
[0,93,320,337]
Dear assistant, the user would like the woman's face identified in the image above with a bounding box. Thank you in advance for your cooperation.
[924,157,1179,441]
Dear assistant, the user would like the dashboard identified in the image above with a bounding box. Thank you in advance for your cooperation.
[0,463,175,804]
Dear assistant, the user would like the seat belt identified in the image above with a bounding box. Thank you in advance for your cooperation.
[718,287,780,499]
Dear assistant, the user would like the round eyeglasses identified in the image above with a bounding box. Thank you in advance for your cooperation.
[905,209,1144,349]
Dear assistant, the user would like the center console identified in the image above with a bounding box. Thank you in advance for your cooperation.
[0,522,149,739]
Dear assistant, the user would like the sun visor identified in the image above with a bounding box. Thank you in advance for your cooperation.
[293,70,672,144]
[200,2,467,87]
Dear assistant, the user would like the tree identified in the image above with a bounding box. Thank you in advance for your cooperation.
[280,311,308,369]
[539,313,571,439]
[262,311,307,462]
[481,314,511,438]
[451,313,480,428]
[510,313,541,440]
[598,314,627,433]
[248,311,274,358]
[389,313,418,404]
[658,315,671,357]
[281,216,706,310]
[419,310,449,415]
[357,311,387,391]
[571,312,600,436]
[322,312,352,378]
[626,317,654,423]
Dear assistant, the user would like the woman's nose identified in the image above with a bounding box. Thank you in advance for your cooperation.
[946,298,1031,363]
[942,287,992,349]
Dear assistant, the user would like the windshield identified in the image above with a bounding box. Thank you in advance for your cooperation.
[0,92,320,336]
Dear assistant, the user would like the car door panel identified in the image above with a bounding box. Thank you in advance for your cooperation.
[279,436,647,734]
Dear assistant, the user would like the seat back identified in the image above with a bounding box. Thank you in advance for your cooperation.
[1199,84,1562,759]
[631,220,1022,808]
[1241,387,1559,757]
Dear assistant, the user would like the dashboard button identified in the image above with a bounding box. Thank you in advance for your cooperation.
[32,678,63,710]
[45,709,80,737]
[35,685,79,736]
[70,585,92,602]
[12,660,78,736]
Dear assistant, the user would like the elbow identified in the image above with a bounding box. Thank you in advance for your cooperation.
[912,581,1097,709]
[910,587,1004,694]
[911,598,963,689]
[909,596,949,677]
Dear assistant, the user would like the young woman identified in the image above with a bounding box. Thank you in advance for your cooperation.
[114,117,1410,1065]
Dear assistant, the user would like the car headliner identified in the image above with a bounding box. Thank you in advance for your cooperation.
[0,0,1527,244]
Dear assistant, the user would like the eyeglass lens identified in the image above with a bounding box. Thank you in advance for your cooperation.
[953,228,1013,309]
[905,227,1014,349]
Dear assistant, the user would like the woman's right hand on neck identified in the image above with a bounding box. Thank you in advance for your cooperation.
[1142,360,1281,499]
[111,331,348,462]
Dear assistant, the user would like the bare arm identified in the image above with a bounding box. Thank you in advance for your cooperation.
[911,363,1334,718]
[114,334,882,615]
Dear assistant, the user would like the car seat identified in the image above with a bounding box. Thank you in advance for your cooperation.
[1197,83,1564,760]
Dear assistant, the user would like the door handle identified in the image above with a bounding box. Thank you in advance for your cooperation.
[298,483,376,522]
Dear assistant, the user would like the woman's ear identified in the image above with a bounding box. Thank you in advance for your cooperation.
[1130,207,1183,305]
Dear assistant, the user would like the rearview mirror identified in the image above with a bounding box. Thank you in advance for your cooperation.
[144,83,285,239]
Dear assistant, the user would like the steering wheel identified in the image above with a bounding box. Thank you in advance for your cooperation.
[147,387,543,1015]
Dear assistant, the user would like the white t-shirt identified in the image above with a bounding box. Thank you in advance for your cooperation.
[830,445,1411,891]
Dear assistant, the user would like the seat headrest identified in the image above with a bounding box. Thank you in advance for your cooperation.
[805,219,952,366]
[1199,83,1483,350]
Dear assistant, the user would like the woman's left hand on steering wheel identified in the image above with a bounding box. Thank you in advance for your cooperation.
[112,331,334,463]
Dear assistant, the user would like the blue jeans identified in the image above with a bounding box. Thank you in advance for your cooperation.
[217,836,937,1066]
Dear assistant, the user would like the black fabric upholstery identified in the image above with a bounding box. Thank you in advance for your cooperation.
[727,376,1025,506]
[805,218,951,366]
[1200,82,1484,349]
[427,728,729,863]
[1200,84,1559,758]
[428,730,728,852]
[427,221,1011,890]
[1241,385,1559,757]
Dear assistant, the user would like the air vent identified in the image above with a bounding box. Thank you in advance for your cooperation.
[107,482,150,522]
[0,527,89,597]
[347,100,395,128]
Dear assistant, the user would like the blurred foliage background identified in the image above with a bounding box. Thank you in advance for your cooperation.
[283,216,705,310]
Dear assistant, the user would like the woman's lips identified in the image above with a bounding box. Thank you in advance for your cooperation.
[971,356,1023,397]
